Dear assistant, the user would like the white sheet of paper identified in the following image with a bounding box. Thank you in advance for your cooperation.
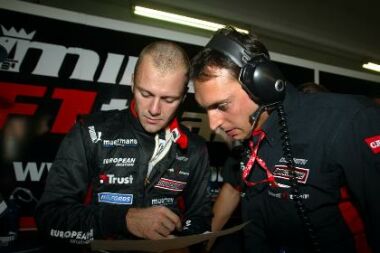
[91,222,249,252]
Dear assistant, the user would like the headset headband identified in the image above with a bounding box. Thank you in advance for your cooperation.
[206,31,251,68]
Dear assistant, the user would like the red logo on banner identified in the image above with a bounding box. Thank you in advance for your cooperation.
[364,135,380,154]
[0,82,97,133]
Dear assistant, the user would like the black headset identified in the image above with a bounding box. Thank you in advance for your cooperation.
[206,30,286,107]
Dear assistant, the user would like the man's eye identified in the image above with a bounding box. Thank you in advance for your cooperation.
[141,91,151,97]
[164,98,176,103]
[217,102,229,112]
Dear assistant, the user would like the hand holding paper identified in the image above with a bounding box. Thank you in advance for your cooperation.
[126,206,182,239]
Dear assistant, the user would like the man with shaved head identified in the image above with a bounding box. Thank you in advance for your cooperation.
[36,41,211,251]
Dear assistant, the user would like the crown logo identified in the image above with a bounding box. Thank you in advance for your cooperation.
[1,25,36,40]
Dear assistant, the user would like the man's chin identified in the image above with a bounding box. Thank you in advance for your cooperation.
[240,132,252,141]
[141,123,163,134]
[233,136,246,141]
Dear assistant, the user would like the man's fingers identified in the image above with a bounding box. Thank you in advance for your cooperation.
[126,206,182,239]
[155,224,171,237]
[150,230,167,240]
[175,219,182,231]
[161,218,176,232]
[159,207,182,230]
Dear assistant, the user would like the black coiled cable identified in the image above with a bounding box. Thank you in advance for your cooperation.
[276,104,321,253]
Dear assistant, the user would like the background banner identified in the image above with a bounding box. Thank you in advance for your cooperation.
[0,8,229,246]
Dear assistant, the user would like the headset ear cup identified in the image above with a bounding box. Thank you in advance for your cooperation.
[239,61,286,105]
[252,62,286,105]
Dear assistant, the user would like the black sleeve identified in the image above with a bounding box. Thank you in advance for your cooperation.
[221,155,242,189]
[180,143,212,235]
[35,122,130,245]
[331,103,380,252]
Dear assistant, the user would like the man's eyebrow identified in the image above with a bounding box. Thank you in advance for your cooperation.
[136,86,151,94]
[204,100,229,110]
[162,95,181,100]
[137,86,181,100]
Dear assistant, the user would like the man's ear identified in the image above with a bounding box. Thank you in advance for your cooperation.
[131,74,135,92]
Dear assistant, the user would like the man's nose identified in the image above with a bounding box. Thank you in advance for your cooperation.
[149,98,161,116]
[208,110,223,131]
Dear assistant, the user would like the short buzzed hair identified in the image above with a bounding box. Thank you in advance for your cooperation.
[134,41,190,84]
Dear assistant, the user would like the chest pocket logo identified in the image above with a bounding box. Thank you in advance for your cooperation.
[154,178,187,192]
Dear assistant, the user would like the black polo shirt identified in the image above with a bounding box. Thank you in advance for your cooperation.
[241,84,380,253]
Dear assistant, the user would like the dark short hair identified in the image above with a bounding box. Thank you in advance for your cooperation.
[298,82,329,93]
[190,26,269,82]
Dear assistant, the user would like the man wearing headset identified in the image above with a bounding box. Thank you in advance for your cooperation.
[191,26,380,253]
[35,41,211,250]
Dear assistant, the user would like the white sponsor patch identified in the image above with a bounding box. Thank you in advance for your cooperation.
[88,126,102,143]
[175,154,189,162]
[279,157,308,166]
[103,138,137,147]
[268,190,310,200]
[99,174,134,185]
[183,219,192,230]
[151,197,174,206]
[103,157,136,167]
[178,170,189,176]
[98,192,133,205]
[50,229,94,244]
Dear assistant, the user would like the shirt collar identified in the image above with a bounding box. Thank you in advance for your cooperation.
[129,99,188,149]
